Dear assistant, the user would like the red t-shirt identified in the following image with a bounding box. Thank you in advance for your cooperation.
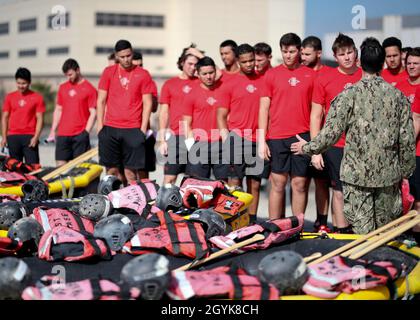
[255,64,272,76]
[150,80,158,98]
[184,82,226,142]
[396,79,418,105]
[56,80,97,136]
[312,67,362,148]
[219,72,264,142]
[2,90,46,135]
[220,69,240,84]
[159,76,198,135]
[382,68,408,87]
[396,80,420,155]
[261,64,316,139]
[98,64,153,129]
[413,86,420,113]
[316,65,334,75]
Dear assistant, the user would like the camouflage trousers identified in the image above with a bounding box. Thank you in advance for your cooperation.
[342,182,402,234]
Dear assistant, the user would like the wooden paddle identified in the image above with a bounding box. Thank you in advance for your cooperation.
[308,211,418,265]
[349,216,420,260]
[341,213,419,257]
[175,233,265,272]
[303,252,322,264]
[41,147,98,181]
[28,167,44,176]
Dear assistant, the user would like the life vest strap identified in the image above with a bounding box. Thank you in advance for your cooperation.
[71,211,87,233]
[90,279,121,300]
[230,273,243,300]
[163,211,181,256]
[138,181,152,203]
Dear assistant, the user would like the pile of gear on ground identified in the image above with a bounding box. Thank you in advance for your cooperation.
[0,155,418,300]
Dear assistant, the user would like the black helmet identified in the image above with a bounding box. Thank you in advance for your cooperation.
[21,179,49,203]
[155,184,183,212]
[7,217,44,248]
[257,250,309,295]
[97,175,123,195]
[93,214,134,251]
[0,202,28,230]
[120,253,170,300]
[0,257,32,299]
[188,208,226,238]
[79,194,113,222]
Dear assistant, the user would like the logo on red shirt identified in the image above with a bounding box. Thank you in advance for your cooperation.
[246,84,257,93]
[206,97,217,106]
[18,99,26,107]
[183,85,192,94]
[288,77,300,87]
[120,77,130,87]
[408,94,415,104]
[68,89,77,97]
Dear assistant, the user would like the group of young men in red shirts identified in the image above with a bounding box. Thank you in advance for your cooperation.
[2,34,419,233]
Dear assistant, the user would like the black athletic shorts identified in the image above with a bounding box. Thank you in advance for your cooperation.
[308,154,330,181]
[222,132,266,180]
[409,156,420,201]
[324,146,344,191]
[186,140,230,180]
[144,134,156,172]
[98,125,146,170]
[55,131,91,162]
[261,160,271,179]
[267,132,311,177]
[161,134,188,176]
[7,134,39,164]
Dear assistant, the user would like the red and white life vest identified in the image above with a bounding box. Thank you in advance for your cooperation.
[0,194,21,202]
[302,256,401,298]
[401,179,414,214]
[213,193,244,215]
[180,177,226,209]
[22,277,139,300]
[0,237,23,256]
[2,156,40,173]
[123,210,209,259]
[108,180,159,218]
[0,171,29,184]
[32,207,94,234]
[38,226,112,262]
[210,214,304,253]
[167,266,279,300]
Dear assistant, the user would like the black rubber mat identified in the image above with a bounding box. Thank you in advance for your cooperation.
[21,237,418,285]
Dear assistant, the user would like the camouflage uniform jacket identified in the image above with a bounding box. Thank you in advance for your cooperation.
[302,75,416,188]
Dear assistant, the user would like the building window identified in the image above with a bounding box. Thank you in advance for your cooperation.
[47,12,70,29]
[402,15,420,28]
[95,12,164,28]
[0,51,9,59]
[140,48,164,56]
[95,47,114,55]
[19,49,37,57]
[48,46,69,55]
[0,22,9,35]
[366,18,383,31]
[95,46,164,56]
[19,18,37,32]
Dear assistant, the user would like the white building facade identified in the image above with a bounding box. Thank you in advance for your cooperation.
[323,14,420,61]
[0,0,305,90]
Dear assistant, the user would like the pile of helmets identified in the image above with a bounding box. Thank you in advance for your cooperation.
[0,174,311,300]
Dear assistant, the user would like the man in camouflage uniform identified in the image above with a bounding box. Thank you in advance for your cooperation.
[291,37,416,234]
